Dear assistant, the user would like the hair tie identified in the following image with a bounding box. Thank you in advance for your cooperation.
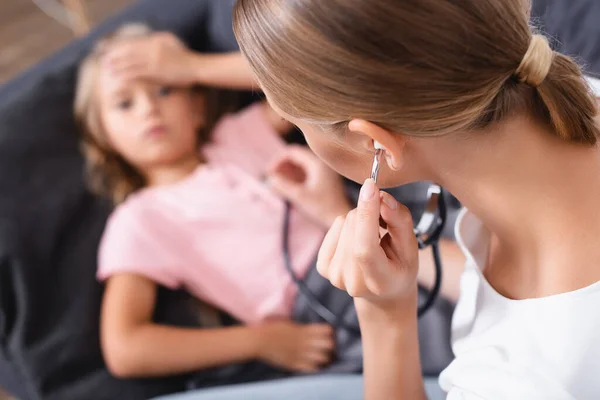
[515,34,553,87]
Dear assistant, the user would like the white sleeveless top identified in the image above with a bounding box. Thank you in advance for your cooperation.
[586,75,600,96]
[438,209,600,399]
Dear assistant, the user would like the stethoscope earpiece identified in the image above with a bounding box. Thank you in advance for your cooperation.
[370,141,384,183]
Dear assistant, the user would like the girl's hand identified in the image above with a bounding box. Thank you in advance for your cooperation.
[317,179,419,311]
[255,321,335,373]
[268,145,352,228]
[103,32,199,86]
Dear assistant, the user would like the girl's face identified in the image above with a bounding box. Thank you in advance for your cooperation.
[96,66,204,171]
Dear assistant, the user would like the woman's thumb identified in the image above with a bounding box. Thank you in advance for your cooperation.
[354,179,382,250]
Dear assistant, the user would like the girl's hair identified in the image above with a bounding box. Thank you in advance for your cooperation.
[74,23,239,204]
[233,0,599,144]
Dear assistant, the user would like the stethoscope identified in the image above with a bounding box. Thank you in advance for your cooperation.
[283,144,446,334]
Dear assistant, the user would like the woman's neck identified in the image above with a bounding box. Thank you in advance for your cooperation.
[146,154,202,187]
[436,116,600,297]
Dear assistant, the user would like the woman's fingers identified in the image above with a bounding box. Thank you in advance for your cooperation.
[336,210,370,297]
[316,216,345,278]
[327,211,357,291]
[379,191,418,260]
[317,183,420,303]
[354,179,382,264]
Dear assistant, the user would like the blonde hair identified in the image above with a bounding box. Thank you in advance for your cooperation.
[75,24,237,204]
[233,0,599,144]
[74,23,151,204]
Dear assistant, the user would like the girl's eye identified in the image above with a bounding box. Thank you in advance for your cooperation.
[158,86,173,97]
[116,99,132,110]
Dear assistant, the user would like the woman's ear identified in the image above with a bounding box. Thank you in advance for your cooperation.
[348,119,407,171]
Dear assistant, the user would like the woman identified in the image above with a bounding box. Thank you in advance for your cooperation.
[228,0,600,399]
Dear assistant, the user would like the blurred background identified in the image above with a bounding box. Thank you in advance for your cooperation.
[0,0,134,85]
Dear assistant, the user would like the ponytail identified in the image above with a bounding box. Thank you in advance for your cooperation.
[516,35,599,145]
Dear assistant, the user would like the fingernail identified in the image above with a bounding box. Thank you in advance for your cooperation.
[381,192,398,210]
[360,178,376,201]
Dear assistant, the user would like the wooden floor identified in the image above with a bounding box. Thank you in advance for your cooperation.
[0,0,134,85]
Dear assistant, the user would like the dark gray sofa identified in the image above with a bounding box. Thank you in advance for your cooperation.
[1,0,599,399]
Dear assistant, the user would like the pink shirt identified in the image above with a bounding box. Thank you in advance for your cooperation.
[97,104,326,324]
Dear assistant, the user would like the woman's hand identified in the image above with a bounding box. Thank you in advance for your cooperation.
[268,145,352,228]
[319,181,426,400]
[254,321,335,373]
[103,32,199,86]
[317,179,419,312]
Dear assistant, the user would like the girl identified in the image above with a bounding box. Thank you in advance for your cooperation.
[230,0,600,399]
[75,24,354,380]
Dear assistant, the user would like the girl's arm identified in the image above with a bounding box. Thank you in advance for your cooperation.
[101,273,262,377]
[191,52,258,90]
[101,273,335,378]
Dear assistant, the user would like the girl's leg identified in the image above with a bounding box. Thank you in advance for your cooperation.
[154,375,446,400]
